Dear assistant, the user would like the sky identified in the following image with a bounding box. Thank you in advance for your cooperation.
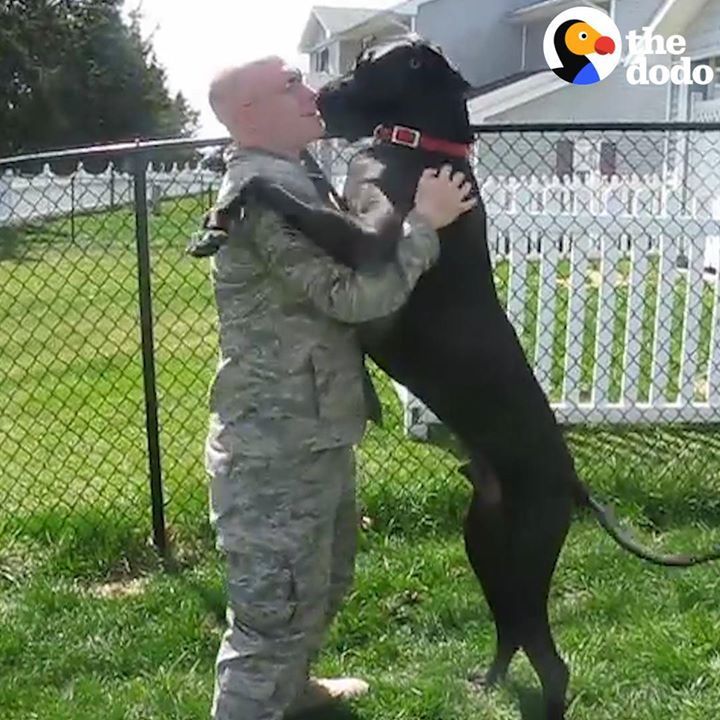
[123,0,397,138]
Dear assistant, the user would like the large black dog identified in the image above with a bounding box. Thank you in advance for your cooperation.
[195,37,720,719]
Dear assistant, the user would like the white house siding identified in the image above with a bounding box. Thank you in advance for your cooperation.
[486,61,669,124]
[304,16,326,51]
[614,0,662,36]
[519,0,660,73]
[329,42,341,74]
[684,0,720,58]
[669,0,720,207]
[339,39,363,74]
[416,0,524,88]
[480,52,672,174]
[524,19,549,72]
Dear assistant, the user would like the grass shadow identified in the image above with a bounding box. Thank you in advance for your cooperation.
[569,425,720,529]
[514,684,547,720]
[0,224,69,262]
[299,706,362,720]
[173,572,228,627]
[1,511,163,580]
[471,677,546,720]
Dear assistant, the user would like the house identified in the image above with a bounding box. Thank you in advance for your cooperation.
[299,3,421,89]
[298,1,720,438]
[298,0,720,180]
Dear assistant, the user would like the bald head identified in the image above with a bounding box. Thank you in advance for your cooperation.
[207,56,324,157]
[209,56,284,131]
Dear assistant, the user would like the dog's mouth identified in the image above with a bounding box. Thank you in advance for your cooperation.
[316,86,371,140]
[316,50,473,143]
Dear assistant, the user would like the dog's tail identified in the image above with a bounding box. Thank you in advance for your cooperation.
[579,488,720,567]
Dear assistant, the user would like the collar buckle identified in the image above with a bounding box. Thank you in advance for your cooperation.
[390,125,421,148]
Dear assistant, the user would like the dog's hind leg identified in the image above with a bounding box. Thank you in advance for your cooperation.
[521,605,569,720]
[512,500,572,720]
[483,614,520,687]
[461,461,519,687]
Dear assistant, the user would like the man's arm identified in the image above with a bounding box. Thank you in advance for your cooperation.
[210,161,473,323]
[244,199,439,324]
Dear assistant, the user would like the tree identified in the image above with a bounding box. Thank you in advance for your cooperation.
[0,0,199,157]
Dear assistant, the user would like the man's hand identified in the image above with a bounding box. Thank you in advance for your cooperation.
[412,165,478,230]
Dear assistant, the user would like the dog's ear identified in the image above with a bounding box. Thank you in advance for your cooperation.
[455,73,472,94]
[357,34,379,66]
[436,49,472,93]
[417,41,472,94]
[360,35,376,53]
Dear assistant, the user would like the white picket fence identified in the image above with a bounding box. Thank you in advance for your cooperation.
[0,162,219,225]
[394,172,720,437]
[2,161,719,434]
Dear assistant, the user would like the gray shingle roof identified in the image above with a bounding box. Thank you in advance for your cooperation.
[312,6,381,35]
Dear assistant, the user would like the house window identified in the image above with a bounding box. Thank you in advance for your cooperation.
[668,81,681,120]
[555,140,610,178]
[600,141,617,177]
[691,56,720,101]
[555,139,574,178]
[315,48,329,73]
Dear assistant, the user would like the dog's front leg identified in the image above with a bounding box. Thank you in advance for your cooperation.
[245,177,402,270]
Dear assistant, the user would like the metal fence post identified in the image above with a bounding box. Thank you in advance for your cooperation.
[132,151,167,560]
[110,165,115,210]
[70,174,76,242]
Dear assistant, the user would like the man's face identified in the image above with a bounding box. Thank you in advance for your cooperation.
[251,62,324,151]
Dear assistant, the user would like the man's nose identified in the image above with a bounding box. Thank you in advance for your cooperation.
[301,83,318,103]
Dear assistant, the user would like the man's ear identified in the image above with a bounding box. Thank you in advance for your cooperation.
[236,103,255,129]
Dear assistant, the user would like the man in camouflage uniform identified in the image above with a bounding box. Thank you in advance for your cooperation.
[203,57,476,720]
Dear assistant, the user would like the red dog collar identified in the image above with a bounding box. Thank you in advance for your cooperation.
[373,124,472,158]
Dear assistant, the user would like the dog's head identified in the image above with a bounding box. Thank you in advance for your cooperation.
[316,34,471,141]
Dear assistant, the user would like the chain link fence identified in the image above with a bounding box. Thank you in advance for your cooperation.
[2,125,720,551]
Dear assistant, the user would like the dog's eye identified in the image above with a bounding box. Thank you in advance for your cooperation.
[409,57,422,69]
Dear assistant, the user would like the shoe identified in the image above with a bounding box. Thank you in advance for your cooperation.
[285,676,369,717]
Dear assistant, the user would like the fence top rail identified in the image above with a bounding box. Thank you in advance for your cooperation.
[0,136,231,169]
[3,122,720,167]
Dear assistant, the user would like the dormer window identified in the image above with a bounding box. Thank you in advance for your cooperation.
[315,48,330,73]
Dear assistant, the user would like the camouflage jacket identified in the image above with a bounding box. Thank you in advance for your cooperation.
[206,146,439,455]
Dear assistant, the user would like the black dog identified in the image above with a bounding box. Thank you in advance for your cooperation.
[194,37,720,719]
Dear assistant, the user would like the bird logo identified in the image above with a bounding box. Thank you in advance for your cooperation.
[544,8,621,85]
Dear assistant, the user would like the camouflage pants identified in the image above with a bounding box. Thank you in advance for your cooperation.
[205,438,358,720]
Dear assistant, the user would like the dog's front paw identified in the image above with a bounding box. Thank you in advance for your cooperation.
[186,228,228,257]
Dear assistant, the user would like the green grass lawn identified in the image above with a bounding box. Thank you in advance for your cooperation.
[1,196,720,719]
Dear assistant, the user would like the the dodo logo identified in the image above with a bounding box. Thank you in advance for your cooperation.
[543,7,621,85]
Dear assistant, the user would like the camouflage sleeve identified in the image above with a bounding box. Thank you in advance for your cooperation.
[247,208,440,323]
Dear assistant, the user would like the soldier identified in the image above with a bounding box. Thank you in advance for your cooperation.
[203,56,476,720]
